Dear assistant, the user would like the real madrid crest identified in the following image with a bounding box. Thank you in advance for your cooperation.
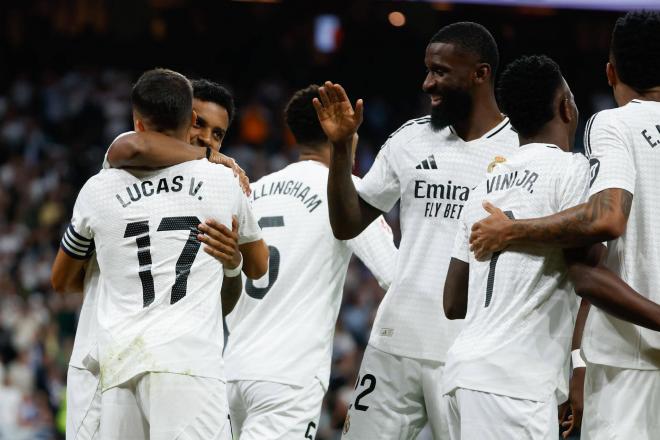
[487,156,507,173]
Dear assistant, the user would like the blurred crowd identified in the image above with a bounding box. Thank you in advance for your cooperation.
[0,67,406,440]
[0,2,622,439]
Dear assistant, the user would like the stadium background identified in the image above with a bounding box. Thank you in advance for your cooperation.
[0,0,646,438]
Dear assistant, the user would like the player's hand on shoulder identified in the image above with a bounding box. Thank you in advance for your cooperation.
[208,150,251,196]
[313,81,364,143]
[469,200,512,261]
[197,216,242,270]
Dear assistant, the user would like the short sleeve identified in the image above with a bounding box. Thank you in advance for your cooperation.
[234,180,262,245]
[557,154,590,211]
[346,216,398,289]
[60,183,96,259]
[355,142,400,213]
[451,220,470,263]
[584,112,635,197]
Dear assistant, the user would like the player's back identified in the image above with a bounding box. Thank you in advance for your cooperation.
[225,160,362,388]
[584,99,660,369]
[79,160,243,390]
[444,143,589,402]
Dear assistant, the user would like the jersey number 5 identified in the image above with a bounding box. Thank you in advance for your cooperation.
[124,217,202,308]
[485,211,514,308]
[245,216,284,300]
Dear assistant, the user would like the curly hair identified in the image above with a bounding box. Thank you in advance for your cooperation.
[611,11,660,91]
[284,85,326,146]
[192,79,236,126]
[497,55,564,138]
[430,22,499,80]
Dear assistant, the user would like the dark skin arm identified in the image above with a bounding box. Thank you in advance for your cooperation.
[470,188,632,260]
[220,275,242,317]
[107,131,251,194]
[560,298,590,438]
[564,243,660,332]
[313,81,383,239]
[443,258,470,320]
[51,249,87,294]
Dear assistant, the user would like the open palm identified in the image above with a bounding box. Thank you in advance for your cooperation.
[313,81,364,143]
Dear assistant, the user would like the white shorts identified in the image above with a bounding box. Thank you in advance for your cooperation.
[582,362,660,440]
[100,372,230,440]
[341,344,448,440]
[227,377,324,440]
[445,388,558,440]
[66,365,101,440]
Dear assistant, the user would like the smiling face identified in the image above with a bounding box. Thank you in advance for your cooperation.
[189,98,229,150]
[422,42,479,131]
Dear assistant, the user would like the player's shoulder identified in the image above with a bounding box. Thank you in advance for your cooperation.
[385,116,434,144]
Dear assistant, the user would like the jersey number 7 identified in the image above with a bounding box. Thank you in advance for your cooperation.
[124,216,202,308]
[485,210,514,307]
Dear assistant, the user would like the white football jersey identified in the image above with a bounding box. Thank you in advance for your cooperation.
[356,116,519,361]
[224,160,397,389]
[61,160,261,390]
[443,143,589,402]
[67,256,100,370]
[582,99,660,370]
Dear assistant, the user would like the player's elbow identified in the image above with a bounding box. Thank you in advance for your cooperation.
[242,241,269,279]
[51,270,76,294]
[567,263,596,299]
[443,287,467,319]
[330,222,359,241]
[107,133,144,167]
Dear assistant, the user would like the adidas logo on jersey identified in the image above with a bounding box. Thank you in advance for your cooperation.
[415,154,438,170]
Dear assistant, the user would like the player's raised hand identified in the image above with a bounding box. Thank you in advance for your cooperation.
[469,201,513,260]
[208,151,251,196]
[198,216,242,270]
[313,81,364,143]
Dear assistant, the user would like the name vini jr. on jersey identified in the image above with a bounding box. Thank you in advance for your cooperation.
[115,176,204,207]
[486,169,539,194]
[414,180,469,219]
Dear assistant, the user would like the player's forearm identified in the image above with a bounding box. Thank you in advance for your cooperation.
[239,240,269,279]
[568,264,660,332]
[221,275,242,316]
[505,190,629,249]
[107,132,205,168]
[51,249,86,294]
[328,139,375,240]
[443,259,469,320]
[571,299,591,350]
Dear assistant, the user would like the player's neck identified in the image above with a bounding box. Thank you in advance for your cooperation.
[298,143,332,167]
[616,83,660,106]
[452,91,503,142]
[518,124,570,152]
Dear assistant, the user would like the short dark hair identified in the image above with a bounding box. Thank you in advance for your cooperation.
[284,85,326,146]
[497,55,564,138]
[131,68,193,132]
[611,11,660,91]
[192,79,236,126]
[430,22,499,79]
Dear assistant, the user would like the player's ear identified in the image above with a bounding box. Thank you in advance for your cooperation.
[606,62,617,88]
[191,109,197,127]
[134,119,146,132]
[559,95,572,124]
[474,63,491,85]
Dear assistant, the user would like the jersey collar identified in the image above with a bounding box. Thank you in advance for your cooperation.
[448,116,511,142]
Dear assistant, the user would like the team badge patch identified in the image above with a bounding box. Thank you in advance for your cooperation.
[487,156,507,173]
[343,414,351,434]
